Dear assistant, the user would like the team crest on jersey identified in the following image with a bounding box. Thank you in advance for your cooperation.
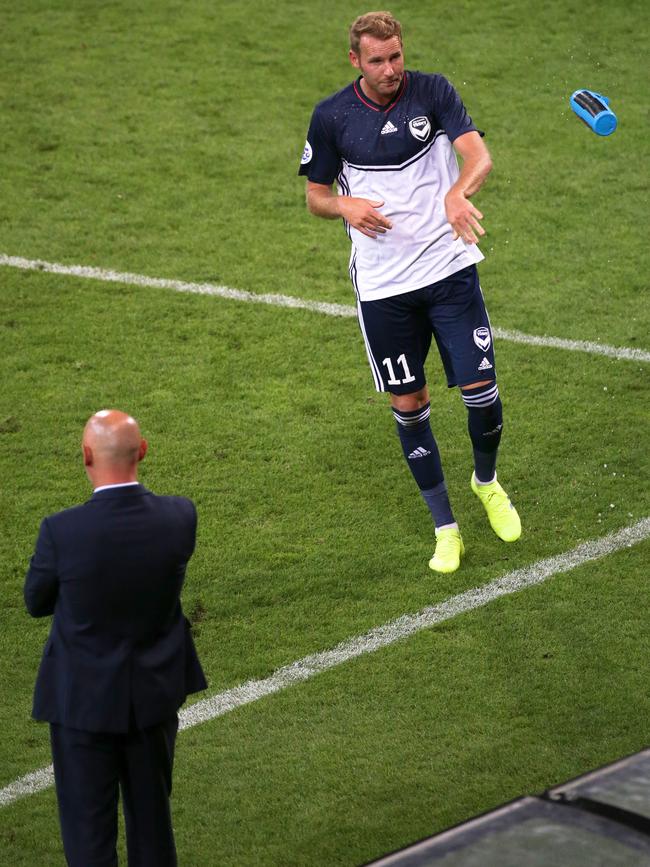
[301,140,313,165]
[473,327,491,351]
[408,116,431,141]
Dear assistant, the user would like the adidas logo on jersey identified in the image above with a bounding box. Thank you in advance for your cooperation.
[408,446,431,459]
[380,120,398,135]
[478,357,493,371]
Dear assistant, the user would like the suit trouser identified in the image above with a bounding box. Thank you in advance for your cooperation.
[50,715,179,867]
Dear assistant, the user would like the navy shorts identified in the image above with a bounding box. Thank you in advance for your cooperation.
[356,265,496,394]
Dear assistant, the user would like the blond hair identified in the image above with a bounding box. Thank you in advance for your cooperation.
[349,11,402,55]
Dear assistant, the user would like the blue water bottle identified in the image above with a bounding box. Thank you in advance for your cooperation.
[570,89,617,136]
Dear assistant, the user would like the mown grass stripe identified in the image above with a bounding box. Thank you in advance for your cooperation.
[1,253,648,363]
[2,516,648,809]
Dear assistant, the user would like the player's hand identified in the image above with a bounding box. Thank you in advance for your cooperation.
[444,190,485,244]
[338,197,392,239]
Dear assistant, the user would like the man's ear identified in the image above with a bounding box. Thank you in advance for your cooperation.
[83,444,93,467]
[138,438,148,462]
[349,49,361,70]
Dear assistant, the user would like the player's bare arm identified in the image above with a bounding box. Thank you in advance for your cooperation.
[445,131,493,244]
[306,181,392,239]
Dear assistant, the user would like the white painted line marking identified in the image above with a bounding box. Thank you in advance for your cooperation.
[0,766,55,810]
[494,327,649,363]
[0,254,355,319]
[1,253,648,363]
[2,517,648,808]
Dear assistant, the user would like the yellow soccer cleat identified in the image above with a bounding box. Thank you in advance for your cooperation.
[471,473,521,542]
[429,527,465,573]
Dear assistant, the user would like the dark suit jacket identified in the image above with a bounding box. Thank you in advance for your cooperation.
[24,484,207,733]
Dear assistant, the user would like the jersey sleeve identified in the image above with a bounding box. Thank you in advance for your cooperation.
[297,104,341,184]
[430,75,481,142]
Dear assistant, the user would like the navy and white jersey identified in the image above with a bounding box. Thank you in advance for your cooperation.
[299,71,485,301]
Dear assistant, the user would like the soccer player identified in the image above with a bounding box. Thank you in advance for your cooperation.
[298,11,521,573]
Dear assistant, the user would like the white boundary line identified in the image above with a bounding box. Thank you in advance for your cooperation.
[1,253,649,363]
[2,516,648,809]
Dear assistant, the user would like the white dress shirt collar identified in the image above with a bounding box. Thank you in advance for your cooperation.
[93,482,141,494]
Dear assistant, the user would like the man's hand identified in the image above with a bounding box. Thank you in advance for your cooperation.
[306,182,392,238]
[444,189,485,245]
[445,131,492,244]
[338,197,393,238]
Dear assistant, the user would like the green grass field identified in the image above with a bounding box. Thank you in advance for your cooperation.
[1,1,648,864]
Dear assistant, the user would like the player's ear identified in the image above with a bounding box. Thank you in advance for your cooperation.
[138,438,148,462]
[349,49,361,69]
[83,444,93,467]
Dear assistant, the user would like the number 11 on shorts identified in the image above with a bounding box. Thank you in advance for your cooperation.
[382,354,416,386]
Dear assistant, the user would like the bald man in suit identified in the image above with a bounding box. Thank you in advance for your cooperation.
[24,410,207,867]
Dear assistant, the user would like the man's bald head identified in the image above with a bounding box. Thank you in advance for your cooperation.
[82,410,147,486]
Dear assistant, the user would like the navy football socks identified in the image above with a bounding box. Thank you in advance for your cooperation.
[392,402,456,529]
[462,382,503,484]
